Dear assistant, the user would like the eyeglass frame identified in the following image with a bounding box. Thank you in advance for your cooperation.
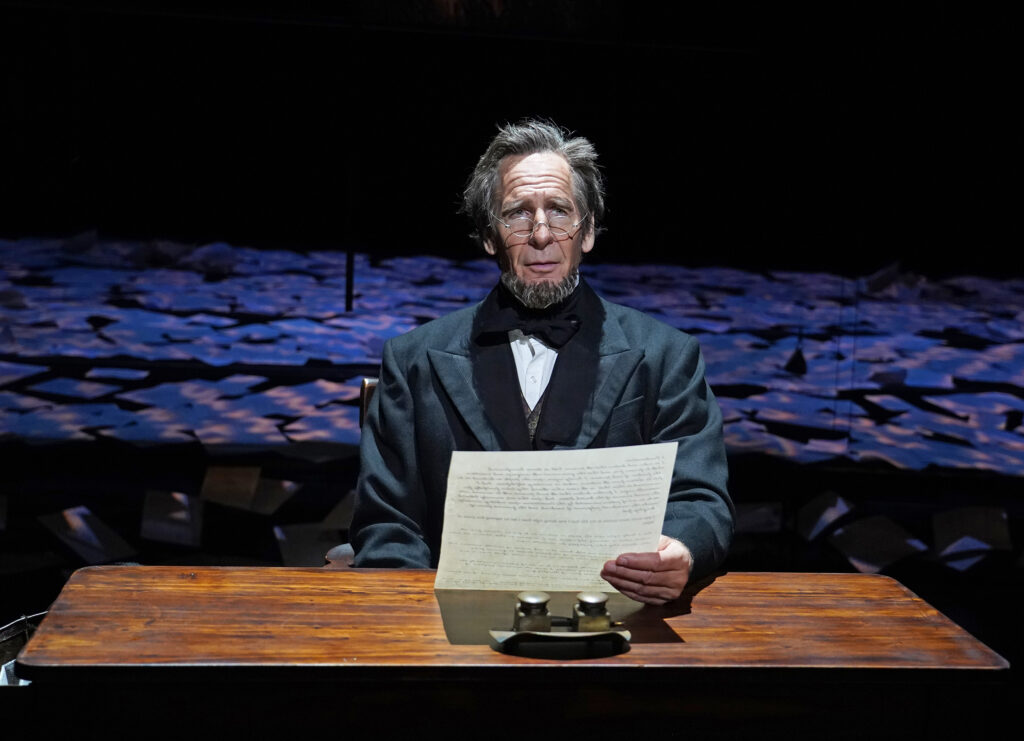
[490,209,590,241]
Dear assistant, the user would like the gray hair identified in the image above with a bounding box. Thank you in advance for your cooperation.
[461,118,605,250]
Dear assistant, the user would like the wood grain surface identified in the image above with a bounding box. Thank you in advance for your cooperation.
[17,566,1008,677]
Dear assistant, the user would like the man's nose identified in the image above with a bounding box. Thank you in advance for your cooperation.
[529,211,554,247]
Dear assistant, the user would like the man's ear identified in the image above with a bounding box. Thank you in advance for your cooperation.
[581,218,596,255]
[483,238,498,257]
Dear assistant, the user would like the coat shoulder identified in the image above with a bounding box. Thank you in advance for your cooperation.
[386,302,479,360]
[599,297,696,352]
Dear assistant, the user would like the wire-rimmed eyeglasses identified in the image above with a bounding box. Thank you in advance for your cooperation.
[491,210,589,240]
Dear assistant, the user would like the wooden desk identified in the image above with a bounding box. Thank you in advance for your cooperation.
[15,567,1010,739]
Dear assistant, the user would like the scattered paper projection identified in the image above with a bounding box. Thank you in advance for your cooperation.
[828,515,927,573]
[2,236,1022,475]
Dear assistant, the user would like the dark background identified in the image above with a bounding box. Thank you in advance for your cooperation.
[1,1,1016,276]
[1,2,1022,702]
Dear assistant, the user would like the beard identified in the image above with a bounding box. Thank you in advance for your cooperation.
[500,267,579,310]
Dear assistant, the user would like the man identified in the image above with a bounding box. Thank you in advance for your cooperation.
[350,119,732,604]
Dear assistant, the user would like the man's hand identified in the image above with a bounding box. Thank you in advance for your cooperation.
[600,535,693,605]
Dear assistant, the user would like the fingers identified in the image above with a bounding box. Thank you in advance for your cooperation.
[601,558,688,604]
[599,537,694,605]
[616,539,691,574]
[600,564,679,604]
[613,551,666,571]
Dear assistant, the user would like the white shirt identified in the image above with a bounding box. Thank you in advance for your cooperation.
[508,329,558,410]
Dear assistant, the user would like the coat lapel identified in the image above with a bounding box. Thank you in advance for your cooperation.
[427,283,645,452]
[427,348,507,451]
[577,341,644,447]
[535,285,645,450]
[426,288,531,451]
[471,337,532,450]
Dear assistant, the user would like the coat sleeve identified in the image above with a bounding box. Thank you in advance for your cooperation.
[349,339,433,568]
[652,333,734,580]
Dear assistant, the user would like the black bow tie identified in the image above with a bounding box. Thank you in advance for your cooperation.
[476,284,582,349]
[491,315,580,348]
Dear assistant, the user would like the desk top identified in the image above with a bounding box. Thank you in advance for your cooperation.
[17,566,1007,679]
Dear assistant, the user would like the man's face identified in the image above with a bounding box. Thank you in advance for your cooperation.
[484,152,595,285]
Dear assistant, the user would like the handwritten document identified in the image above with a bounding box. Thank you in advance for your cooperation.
[434,442,677,592]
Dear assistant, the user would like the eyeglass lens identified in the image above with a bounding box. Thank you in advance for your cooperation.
[506,214,575,238]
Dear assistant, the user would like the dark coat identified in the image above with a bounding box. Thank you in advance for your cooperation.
[350,281,734,579]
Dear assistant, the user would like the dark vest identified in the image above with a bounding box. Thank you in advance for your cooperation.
[468,280,604,451]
